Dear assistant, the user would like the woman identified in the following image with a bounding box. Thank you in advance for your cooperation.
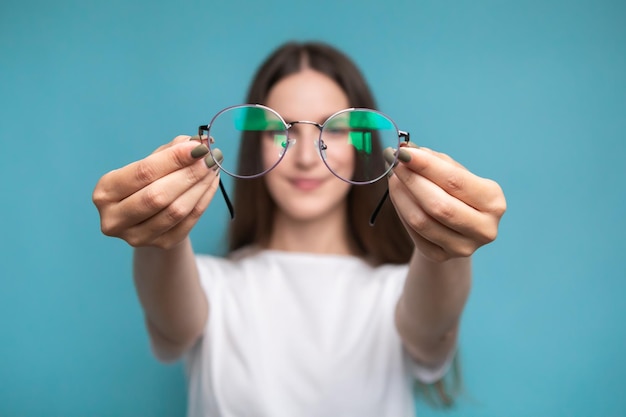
[93,41,506,416]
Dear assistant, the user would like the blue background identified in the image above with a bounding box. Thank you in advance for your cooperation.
[1,0,625,416]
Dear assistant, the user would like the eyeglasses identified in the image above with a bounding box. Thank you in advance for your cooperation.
[197,104,410,225]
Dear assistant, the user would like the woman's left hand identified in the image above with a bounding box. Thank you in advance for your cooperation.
[387,145,507,263]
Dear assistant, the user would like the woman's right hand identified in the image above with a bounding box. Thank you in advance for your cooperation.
[93,135,223,249]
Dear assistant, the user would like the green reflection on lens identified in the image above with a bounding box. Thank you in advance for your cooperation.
[348,131,372,153]
[348,111,393,130]
[345,111,392,154]
[234,107,283,131]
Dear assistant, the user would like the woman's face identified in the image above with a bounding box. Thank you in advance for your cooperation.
[262,68,354,224]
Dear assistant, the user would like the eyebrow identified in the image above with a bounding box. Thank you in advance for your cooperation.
[283,112,342,125]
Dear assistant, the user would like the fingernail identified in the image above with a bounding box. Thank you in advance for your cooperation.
[205,148,223,169]
[383,147,398,168]
[191,144,209,158]
[398,148,412,163]
[189,135,202,142]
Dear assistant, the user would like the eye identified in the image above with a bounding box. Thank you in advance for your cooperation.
[325,127,350,135]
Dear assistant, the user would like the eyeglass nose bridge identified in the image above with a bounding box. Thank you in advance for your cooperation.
[284,120,326,159]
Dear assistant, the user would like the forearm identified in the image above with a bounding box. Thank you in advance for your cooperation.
[395,249,472,367]
[133,237,208,360]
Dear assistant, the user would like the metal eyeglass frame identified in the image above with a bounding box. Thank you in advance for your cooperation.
[198,104,410,225]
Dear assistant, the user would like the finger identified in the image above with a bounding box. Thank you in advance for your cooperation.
[402,218,449,263]
[389,178,480,258]
[122,170,221,247]
[108,152,220,231]
[389,166,496,244]
[417,146,466,170]
[98,137,209,201]
[394,147,503,212]
[147,173,222,249]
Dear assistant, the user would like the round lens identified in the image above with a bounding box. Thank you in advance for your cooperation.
[320,109,399,184]
[207,105,289,178]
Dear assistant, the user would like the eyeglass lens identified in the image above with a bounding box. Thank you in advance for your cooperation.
[207,105,399,184]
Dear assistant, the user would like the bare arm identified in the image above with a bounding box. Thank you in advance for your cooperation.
[388,145,506,369]
[395,251,471,368]
[93,136,222,361]
[134,238,207,362]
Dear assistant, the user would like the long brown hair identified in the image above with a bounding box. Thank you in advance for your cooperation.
[227,41,412,265]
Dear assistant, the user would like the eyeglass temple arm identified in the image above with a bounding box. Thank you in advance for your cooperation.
[369,130,410,226]
[219,179,235,219]
[369,189,389,226]
[199,125,235,220]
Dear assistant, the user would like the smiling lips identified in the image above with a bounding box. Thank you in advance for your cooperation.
[290,178,324,191]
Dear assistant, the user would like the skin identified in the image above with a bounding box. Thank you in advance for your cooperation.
[92,68,506,367]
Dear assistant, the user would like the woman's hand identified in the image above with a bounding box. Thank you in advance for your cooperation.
[387,145,506,263]
[92,135,222,249]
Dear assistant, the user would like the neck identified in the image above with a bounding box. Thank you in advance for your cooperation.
[267,209,357,256]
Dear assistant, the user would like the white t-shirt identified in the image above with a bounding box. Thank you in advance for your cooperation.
[185,249,452,417]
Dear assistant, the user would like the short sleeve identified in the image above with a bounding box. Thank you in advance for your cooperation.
[404,344,457,384]
[194,254,229,299]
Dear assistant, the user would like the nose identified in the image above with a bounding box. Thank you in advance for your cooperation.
[287,123,322,166]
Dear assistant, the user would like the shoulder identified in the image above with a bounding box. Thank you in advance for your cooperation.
[195,246,261,271]
[195,253,234,275]
[194,246,268,286]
